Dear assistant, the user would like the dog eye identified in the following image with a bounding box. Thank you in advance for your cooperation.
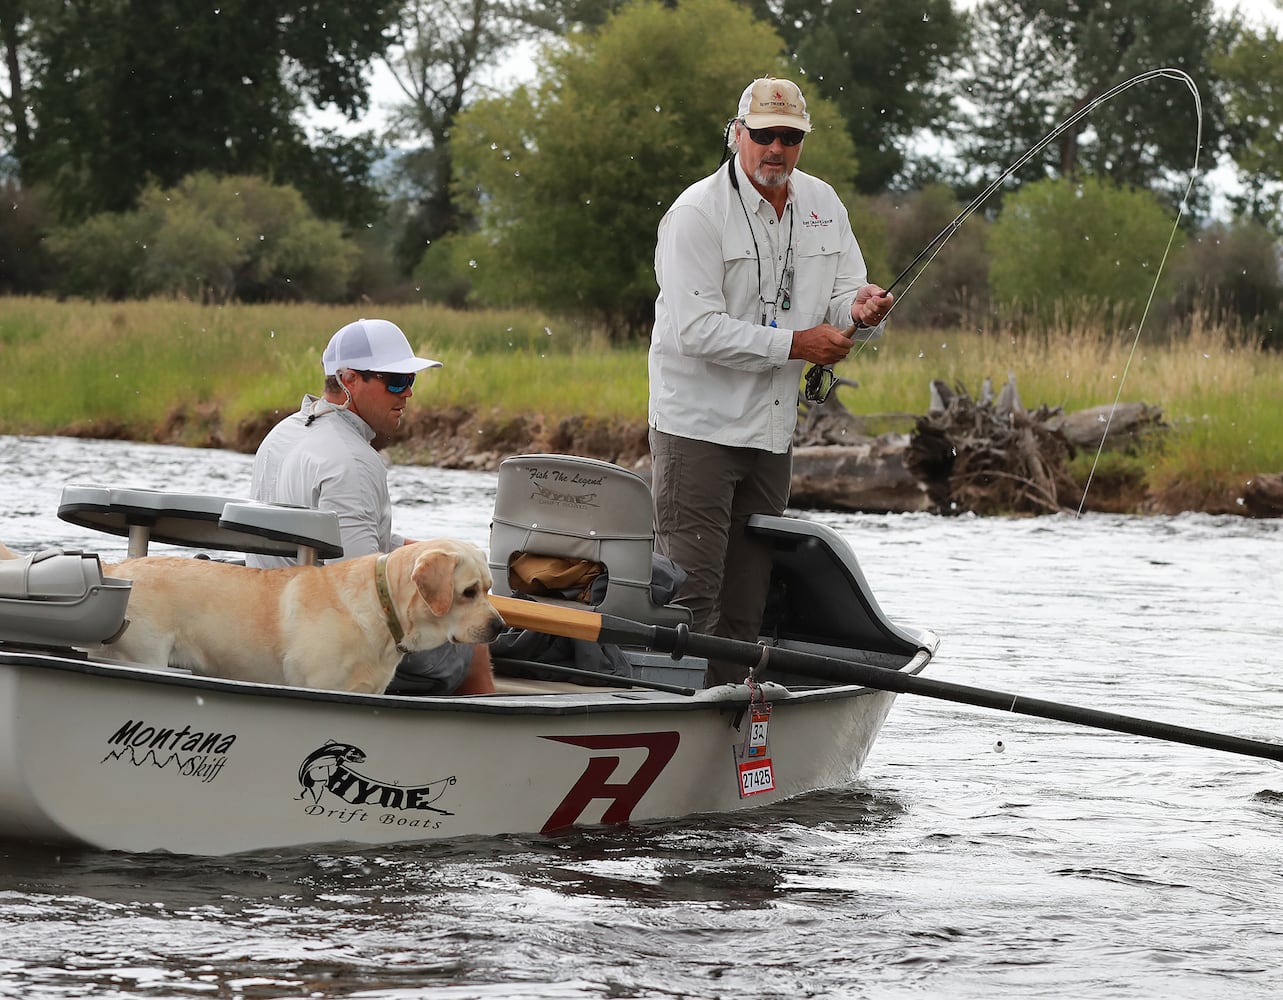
[461,584,479,600]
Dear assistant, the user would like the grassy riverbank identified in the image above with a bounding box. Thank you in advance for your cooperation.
[2,297,1280,509]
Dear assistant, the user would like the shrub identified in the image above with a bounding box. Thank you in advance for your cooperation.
[47,173,358,302]
[1165,219,1283,347]
[867,183,990,328]
[989,177,1180,329]
[0,181,57,294]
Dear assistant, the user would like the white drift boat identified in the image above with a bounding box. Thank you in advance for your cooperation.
[0,454,938,856]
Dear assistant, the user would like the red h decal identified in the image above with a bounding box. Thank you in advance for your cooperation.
[540,732,680,833]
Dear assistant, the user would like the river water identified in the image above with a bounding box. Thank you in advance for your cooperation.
[1,434,1281,1000]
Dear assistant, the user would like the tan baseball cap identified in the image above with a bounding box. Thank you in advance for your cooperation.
[737,77,812,132]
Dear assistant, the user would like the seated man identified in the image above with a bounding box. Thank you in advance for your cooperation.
[248,317,495,695]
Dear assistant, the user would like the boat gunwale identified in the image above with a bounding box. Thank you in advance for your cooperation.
[0,643,934,716]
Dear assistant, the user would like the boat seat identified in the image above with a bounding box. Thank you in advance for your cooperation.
[489,454,692,628]
[57,485,344,564]
[0,548,132,647]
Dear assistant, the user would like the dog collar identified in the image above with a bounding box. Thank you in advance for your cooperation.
[374,553,409,653]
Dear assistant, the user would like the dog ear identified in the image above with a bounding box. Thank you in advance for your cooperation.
[411,548,459,618]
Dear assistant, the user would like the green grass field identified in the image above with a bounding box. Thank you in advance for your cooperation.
[2,297,1279,505]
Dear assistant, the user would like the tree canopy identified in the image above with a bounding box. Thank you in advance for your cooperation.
[1213,22,1283,227]
[2,0,1282,328]
[16,0,397,222]
[445,0,859,337]
[752,0,965,193]
[988,176,1180,327]
[955,0,1223,210]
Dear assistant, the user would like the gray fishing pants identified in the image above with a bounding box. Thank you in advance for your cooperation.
[649,428,791,687]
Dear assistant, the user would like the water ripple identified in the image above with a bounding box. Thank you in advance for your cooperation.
[2,437,1282,999]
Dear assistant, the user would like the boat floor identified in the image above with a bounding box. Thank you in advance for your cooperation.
[491,675,634,695]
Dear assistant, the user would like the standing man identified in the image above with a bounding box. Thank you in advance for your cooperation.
[648,76,893,686]
[249,317,495,695]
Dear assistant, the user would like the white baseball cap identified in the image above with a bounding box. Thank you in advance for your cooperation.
[737,77,812,133]
[322,319,442,375]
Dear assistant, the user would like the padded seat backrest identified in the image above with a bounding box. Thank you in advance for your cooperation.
[490,454,690,626]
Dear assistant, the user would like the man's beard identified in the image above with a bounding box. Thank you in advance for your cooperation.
[751,161,790,189]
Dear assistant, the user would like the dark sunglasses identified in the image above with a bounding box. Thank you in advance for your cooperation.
[743,124,806,147]
[361,371,416,394]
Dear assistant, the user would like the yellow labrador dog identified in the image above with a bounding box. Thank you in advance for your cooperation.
[99,539,506,694]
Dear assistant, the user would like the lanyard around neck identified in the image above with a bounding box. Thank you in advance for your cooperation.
[729,159,795,325]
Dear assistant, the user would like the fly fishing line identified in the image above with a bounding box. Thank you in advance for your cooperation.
[812,67,1202,514]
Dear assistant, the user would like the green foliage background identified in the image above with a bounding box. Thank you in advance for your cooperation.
[988,178,1181,327]
[442,0,858,337]
[1,0,1282,340]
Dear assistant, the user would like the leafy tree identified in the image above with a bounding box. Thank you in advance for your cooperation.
[866,183,990,328]
[0,0,37,176]
[448,0,858,338]
[956,0,1224,213]
[381,0,541,273]
[1213,22,1283,228]
[988,176,1181,327]
[522,0,635,31]
[1166,220,1283,345]
[745,0,965,194]
[381,0,646,276]
[19,0,396,223]
[0,178,52,292]
[47,174,358,303]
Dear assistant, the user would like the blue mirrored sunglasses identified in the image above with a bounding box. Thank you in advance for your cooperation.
[362,371,416,394]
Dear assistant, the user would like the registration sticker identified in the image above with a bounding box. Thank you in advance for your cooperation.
[738,759,775,796]
[734,703,775,798]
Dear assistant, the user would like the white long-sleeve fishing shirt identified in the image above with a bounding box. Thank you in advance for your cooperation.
[648,157,877,454]
[246,395,402,569]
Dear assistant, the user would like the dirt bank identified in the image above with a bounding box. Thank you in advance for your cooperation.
[57,402,1282,518]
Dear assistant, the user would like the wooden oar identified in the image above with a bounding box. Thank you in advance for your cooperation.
[491,595,1283,765]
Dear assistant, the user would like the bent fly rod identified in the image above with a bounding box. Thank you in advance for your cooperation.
[805,66,1203,447]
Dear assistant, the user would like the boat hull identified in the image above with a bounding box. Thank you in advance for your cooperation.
[0,649,916,855]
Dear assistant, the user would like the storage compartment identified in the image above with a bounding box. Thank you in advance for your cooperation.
[0,549,132,648]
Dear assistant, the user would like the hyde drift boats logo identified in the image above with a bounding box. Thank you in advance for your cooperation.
[296,740,456,831]
[101,718,236,784]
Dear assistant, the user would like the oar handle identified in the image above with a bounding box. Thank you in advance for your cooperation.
[493,595,615,643]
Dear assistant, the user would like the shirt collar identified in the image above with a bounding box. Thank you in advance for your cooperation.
[299,393,376,443]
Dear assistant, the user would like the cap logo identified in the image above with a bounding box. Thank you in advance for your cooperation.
[738,77,812,133]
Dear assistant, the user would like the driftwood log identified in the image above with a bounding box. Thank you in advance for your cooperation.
[1045,402,1167,453]
[790,376,1172,516]
[791,382,927,512]
[906,378,1082,514]
[790,440,931,513]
